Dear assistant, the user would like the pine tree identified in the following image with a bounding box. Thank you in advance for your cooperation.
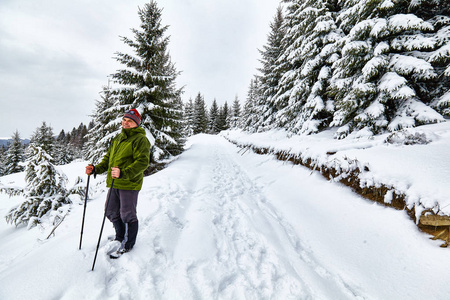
[329,0,446,137]
[217,102,230,131]
[53,130,73,165]
[161,95,185,157]
[0,146,6,176]
[56,130,66,143]
[255,6,287,131]
[246,0,449,138]
[69,123,88,154]
[183,98,195,137]
[208,99,220,134]
[192,92,208,134]
[272,0,341,134]
[4,130,25,175]
[29,122,54,159]
[6,144,69,227]
[54,141,74,166]
[83,83,119,164]
[243,77,261,131]
[111,1,184,162]
[230,96,242,128]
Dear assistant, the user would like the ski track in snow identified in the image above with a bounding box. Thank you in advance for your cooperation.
[96,135,367,300]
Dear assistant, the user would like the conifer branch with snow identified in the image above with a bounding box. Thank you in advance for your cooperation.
[5,144,70,228]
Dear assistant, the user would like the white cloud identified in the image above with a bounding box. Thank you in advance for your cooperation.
[0,0,279,138]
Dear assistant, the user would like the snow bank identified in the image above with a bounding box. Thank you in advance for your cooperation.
[221,121,450,218]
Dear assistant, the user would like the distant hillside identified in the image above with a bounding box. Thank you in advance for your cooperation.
[0,138,30,147]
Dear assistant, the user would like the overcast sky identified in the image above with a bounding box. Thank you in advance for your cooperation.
[0,0,280,138]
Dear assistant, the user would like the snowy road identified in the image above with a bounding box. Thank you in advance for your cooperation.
[1,134,450,300]
[120,135,362,299]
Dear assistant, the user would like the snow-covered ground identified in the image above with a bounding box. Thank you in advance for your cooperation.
[223,121,450,218]
[1,127,449,299]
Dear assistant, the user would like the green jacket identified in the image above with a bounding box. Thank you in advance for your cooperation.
[95,127,151,190]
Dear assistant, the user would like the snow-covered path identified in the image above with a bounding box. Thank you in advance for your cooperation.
[125,135,360,299]
[1,134,450,300]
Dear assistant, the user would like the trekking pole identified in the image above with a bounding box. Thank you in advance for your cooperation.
[79,174,91,250]
[92,179,115,271]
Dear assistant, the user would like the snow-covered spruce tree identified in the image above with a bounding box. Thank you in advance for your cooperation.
[183,98,195,137]
[54,141,74,166]
[329,0,447,138]
[254,6,287,131]
[53,130,73,165]
[6,144,69,227]
[208,99,220,134]
[217,102,230,132]
[230,96,242,128]
[111,1,184,162]
[0,146,5,176]
[192,92,208,134]
[272,0,341,134]
[242,77,262,131]
[4,130,25,175]
[83,83,121,164]
[163,94,185,156]
[29,121,55,158]
[67,123,88,159]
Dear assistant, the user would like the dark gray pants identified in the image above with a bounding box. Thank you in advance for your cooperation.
[105,188,139,223]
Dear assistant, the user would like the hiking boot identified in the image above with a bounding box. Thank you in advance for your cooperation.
[109,247,131,259]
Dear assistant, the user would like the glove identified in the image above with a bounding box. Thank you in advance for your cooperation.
[86,164,95,175]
